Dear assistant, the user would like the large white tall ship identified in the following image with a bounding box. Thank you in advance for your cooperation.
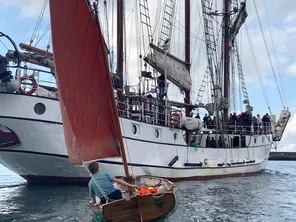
[0,0,291,184]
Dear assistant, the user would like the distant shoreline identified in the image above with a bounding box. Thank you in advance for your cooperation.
[269,152,296,161]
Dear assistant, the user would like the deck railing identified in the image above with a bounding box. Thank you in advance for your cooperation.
[11,66,58,99]
[114,90,272,136]
[115,93,183,128]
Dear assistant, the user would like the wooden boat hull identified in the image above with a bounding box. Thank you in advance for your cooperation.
[102,191,176,222]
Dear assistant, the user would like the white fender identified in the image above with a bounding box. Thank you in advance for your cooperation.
[181,117,203,131]
[0,79,20,92]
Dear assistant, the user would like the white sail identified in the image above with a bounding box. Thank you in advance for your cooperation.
[145,44,192,91]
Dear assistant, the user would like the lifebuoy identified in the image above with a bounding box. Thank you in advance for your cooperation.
[169,112,182,127]
[19,75,38,95]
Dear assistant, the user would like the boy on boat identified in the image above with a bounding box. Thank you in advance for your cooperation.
[88,161,137,207]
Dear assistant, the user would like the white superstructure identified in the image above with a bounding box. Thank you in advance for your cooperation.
[0,92,272,184]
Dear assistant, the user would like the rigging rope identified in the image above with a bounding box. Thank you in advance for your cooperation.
[238,73,242,112]
[245,24,271,112]
[104,0,111,50]
[125,6,136,85]
[47,31,52,51]
[0,39,8,50]
[111,0,115,73]
[152,1,164,40]
[34,23,51,47]
[252,0,285,109]
[231,51,236,111]
[191,0,204,100]
[31,0,48,45]
[135,0,142,83]
[262,0,287,108]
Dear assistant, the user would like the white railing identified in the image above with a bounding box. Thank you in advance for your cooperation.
[14,67,58,99]
[115,93,183,128]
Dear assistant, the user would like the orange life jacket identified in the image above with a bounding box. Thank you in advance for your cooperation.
[138,187,158,194]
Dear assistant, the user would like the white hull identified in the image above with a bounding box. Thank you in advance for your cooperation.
[0,93,271,184]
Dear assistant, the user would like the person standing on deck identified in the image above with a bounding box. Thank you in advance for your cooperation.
[157,74,166,100]
[253,116,258,134]
[256,114,262,134]
[262,114,269,134]
[88,162,137,207]
[203,114,208,128]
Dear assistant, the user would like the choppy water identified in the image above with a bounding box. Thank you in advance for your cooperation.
[1,161,296,222]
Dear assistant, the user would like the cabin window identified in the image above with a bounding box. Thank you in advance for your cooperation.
[34,103,46,115]
[132,125,137,135]
[154,129,160,139]
[254,138,257,144]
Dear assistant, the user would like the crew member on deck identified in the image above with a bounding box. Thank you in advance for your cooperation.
[88,162,137,207]
[157,74,166,100]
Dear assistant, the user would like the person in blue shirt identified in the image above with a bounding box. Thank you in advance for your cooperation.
[88,161,137,207]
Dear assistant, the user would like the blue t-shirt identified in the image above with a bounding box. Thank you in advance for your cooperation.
[88,173,116,198]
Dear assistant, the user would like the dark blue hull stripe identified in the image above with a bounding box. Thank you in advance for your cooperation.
[0,149,68,158]
[0,115,187,146]
[0,115,63,125]
[123,136,187,147]
[0,149,266,170]
[0,92,59,101]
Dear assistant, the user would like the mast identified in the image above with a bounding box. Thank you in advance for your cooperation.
[223,0,230,121]
[184,0,190,117]
[117,0,124,91]
[117,0,130,177]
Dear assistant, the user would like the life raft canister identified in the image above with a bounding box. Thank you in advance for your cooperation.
[19,75,38,95]
[169,112,182,127]
[138,186,158,195]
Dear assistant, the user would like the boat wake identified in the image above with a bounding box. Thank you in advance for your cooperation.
[0,182,26,189]
[264,169,291,177]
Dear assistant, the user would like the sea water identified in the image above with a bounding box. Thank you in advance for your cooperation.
[1,161,296,222]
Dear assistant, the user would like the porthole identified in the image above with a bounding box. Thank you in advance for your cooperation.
[132,125,137,135]
[34,103,46,115]
[155,129,160,138]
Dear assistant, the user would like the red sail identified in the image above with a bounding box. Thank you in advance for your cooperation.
[49,0,122,164]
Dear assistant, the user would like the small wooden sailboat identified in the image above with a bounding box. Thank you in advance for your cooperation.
[102,176,176,221]
[48,0,176,221]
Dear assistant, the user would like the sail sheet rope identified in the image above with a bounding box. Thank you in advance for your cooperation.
[60,102,113,204]
[90,175,110,203]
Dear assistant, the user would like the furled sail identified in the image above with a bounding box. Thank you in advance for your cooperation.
[49,0,122,165]
[145,43,192,91]
[230,2,248,40]
[272,110,291,141]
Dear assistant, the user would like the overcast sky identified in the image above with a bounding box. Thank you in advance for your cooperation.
[0,0,295,152]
